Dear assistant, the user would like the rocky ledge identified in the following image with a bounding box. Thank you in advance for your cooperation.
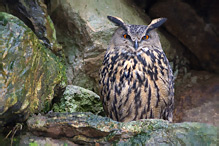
[27,112,217,145]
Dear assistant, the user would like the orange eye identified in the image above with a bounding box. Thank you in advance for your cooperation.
[123,34,130,39]
[142,35,149,40]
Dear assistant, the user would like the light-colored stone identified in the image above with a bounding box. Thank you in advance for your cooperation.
[52,85,104,115]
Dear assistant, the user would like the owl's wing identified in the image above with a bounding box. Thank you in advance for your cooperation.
[99,52,111,116]
[138,48,174,120]
[152,48,174,120]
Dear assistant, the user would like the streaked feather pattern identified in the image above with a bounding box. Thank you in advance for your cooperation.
[99,16,174,122]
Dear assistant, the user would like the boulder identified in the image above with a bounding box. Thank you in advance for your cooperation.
[48,0,186,92]
[182,0,219,34]
[0,12,66,127]
[1,0,62,54]
[52,85,104,115]
[27,112,217,145]
[149,1,219,72]
[174,71,219,126]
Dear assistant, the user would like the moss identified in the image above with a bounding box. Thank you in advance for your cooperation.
[52,85,104,115]
[29,142,38,146]
[0,12,67,126]
[26,113,217,145]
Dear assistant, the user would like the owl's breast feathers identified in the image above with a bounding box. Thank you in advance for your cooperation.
[99,47,174,122]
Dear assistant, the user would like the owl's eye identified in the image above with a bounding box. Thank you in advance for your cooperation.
[142,35,149,40]
[123,34,131,39]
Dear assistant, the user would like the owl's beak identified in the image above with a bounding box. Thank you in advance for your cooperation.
[134,40,139,49]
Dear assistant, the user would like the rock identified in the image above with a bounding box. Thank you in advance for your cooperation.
[149,1,219,72]
[0,12,66,127]
[48,0,185,92]
[174,71,219,126]
[208,0,219,34]
[19,134,78,146]
[0,0,6,12]
[52,85,104,115]
[1,0,62,54]
[27,112,217,145]
[0,132,78,146]
[131,0,157,11]
[183,0,219,33]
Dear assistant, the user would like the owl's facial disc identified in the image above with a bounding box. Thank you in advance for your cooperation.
[122,32,150,50]
[124,25,148,49]
[108,16,166,51]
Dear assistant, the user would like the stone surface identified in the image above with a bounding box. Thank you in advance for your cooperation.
[1,0,62,54]
[19,134,78,146]
[183,0,219,33]
[52,85,104,115]
[48,0,186,92]
[27,112,217,145]
[0,133,78,146]
[0,12,66,127]
[149,1,219,73]
[174,71,219,126]
[208,0,219,34]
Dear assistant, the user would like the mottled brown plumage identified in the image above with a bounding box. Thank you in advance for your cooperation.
[99,16,174,122]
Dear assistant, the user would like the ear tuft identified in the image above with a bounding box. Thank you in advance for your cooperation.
[146,18,167,33]
[107,16,127,30]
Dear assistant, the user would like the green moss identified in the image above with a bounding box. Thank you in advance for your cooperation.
[29,142,38,146]
[52,85,104,115]
[0,12,67,126]
[26,112,217,145]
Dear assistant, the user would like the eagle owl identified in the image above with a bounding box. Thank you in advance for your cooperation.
[99,16,174,122]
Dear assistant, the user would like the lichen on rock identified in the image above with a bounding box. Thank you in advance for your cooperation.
[1,0,62,54]
[52,85,104,115]
[0,12,66,127]
[27,112,217,145]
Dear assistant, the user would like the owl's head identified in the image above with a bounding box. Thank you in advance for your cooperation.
[107,16,166,51]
